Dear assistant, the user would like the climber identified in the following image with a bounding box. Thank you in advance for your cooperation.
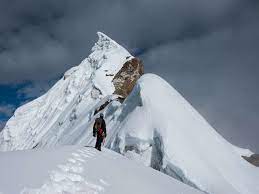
[93,113,106,151]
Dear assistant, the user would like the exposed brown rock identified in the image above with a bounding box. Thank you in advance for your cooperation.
[113,58,144,98]
[94,58,144,116]
[242,154,259,167]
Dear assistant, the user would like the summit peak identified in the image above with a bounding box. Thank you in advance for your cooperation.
[91,32,119,52]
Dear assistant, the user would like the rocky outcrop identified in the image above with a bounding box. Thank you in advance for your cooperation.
[93,58,144,116]
[242,154,259,167]
[113,58,144,98]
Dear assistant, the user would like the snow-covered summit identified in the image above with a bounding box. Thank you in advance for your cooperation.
[92,32,120,52]
[0,32,132,151]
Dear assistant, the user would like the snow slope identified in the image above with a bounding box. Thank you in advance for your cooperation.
[0,32,133,151]
[0,146,202,194]
[0,32,258,194]
[104,74,259,194]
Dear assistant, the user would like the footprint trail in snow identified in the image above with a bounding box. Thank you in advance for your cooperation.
[21,147,107,194]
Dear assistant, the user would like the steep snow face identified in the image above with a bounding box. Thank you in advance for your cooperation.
[0,32,132,151]
[0,146,203,194]
[107,74,259,194]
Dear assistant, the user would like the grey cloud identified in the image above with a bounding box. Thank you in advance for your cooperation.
[141,5,259,152]
[17,80,56,99]
[0,120,6,130]
[0,0,251,84]
[0,104,16,117]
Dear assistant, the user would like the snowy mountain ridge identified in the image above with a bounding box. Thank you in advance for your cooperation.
[0,32,132,150]
[106,74,259,194]
[0,32,259,194]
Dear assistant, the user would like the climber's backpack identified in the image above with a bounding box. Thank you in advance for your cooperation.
[97,128,104,136]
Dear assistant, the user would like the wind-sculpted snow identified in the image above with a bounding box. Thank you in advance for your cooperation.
[107,74,259,194]
[0,146,202,194]
[0,32,132,151]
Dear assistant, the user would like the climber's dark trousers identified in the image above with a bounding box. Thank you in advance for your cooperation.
[95,136,103,151]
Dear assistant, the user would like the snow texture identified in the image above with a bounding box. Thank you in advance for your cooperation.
[106,74,259,194]
[0,146,202,194]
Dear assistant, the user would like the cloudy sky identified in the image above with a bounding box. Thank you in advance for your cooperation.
[0,0,258,152]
